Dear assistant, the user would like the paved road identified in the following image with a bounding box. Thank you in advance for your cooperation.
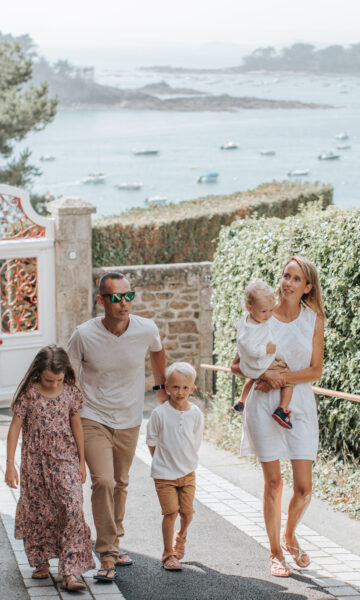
[1,401,360,600]
[114,456,329,600]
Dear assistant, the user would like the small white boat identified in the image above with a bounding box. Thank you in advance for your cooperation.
[260,149,276,156]
[40,154,56,161]
[81,172,105,184]
[133,149,159,156]
[220,141,238,150]
[287,169,310,177]
[115,182,143,190]
[318,152,340,161]
[335,132,349,140]
[197,172,219,183]
[145,196,168,205]
[336,144,351,150]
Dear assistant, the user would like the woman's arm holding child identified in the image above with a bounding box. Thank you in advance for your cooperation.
[5,415,22,488]
[70,413,86,483]
[257,315,325,391]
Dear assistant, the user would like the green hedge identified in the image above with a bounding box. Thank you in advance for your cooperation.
[212,203,360,458]
[92,182,332,267]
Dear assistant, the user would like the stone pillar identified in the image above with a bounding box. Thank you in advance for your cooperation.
[47,197,96,348]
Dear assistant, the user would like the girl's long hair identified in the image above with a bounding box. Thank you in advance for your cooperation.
[11,345,76,411]
[281,255,326,318]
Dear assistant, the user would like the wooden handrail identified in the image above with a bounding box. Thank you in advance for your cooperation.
[200,363,360,404]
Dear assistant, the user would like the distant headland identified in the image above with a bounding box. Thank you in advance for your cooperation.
[0,32,336,111]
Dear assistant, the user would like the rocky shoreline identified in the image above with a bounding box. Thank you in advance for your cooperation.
[58,81,332,111]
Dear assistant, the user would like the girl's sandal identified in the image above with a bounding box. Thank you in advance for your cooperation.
[162,553,182,571]
[32,562,50,579]
[174,531,187,560]
[281,537,310,568]
[270,556,292,577]
[61,575,86,591]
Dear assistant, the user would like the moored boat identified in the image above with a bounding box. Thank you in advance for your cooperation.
[335,132,349,140]
[318,152,340,161]
[133,149,159,156]
[287,169,310,177]
[40,154,56,161]
[145,195,168,204]
[197,172,219,183]
[81,172,105,184]
[260,149,276,156]
[220,141,238,150]
[115,182,143,190]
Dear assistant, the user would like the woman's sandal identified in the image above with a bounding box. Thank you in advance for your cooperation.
[281,537,311,568]
[93,567,116,582]
[270,556,292,577]
[174,531,187,560]
[60,575,86,591]
[32,562,50,579]
[162,553,182,571]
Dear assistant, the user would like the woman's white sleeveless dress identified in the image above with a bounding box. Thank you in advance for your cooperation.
[240,306,319,462]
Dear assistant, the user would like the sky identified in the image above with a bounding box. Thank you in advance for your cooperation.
[2,0,360,69]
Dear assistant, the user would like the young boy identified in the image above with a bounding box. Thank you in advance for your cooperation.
[146,362,204,571]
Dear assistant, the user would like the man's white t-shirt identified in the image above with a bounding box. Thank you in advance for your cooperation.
[146,401,204,479]
[67,315,162,429]
[236,313,276,379]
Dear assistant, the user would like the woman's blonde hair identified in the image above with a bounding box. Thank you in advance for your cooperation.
[281,255,325,318]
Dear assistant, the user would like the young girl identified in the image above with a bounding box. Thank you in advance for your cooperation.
[5,345,95,592]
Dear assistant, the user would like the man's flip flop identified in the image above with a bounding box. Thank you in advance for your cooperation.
[115,552,133,566]
[93,567,116,582]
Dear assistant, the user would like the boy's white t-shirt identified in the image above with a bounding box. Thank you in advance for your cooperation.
[236,313,276,379]
[67,315,162,429]
[146,401,204,479]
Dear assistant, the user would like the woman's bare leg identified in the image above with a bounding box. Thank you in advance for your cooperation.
[261,460,284,561]
[285,459,312,541]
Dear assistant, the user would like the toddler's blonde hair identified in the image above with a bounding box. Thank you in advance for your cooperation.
[244,280,275,308]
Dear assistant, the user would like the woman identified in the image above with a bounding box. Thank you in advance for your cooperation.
[231,255,325,577]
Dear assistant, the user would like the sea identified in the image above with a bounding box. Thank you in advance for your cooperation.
[20,68,360,218]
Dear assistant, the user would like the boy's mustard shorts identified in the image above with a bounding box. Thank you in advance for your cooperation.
[154,471,196,515]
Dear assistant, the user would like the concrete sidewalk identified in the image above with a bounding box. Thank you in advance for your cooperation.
[1,400,360,600]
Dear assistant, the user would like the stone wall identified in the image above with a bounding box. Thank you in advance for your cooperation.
[93,263,213,392]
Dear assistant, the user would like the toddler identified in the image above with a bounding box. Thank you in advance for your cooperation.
[146,362,204,570]
[232,280,294,429]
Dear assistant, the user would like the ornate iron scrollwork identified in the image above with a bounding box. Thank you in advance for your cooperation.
[0,193,45,240]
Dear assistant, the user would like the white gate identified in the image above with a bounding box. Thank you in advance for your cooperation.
[0,185,56,406]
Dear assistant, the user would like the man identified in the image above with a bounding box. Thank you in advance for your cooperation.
[67,272,167,582]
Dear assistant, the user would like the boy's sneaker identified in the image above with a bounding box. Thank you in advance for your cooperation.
[272,407,292,429]
[232,399,245,413]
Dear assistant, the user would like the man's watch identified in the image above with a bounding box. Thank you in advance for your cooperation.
[152,384,165,391]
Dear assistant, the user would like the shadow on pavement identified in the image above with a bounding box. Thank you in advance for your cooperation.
[108,551,331,600]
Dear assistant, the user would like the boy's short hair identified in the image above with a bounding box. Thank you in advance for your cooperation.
[244,280,275,306]
[166,362,197,383]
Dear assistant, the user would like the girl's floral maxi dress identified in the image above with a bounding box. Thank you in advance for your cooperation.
[14,384,95,576]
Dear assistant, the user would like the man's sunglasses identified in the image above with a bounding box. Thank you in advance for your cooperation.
[101,292,135,303]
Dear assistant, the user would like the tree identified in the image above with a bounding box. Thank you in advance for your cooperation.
[0,39,57,187]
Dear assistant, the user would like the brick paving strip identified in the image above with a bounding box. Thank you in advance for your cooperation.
[1,430,360,600]
[0,440,125,600]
